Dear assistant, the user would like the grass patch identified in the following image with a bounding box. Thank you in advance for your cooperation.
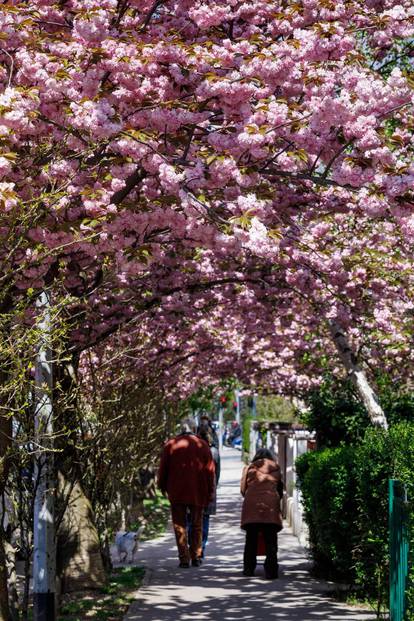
[138,492,170,541]
[58,566,145,621]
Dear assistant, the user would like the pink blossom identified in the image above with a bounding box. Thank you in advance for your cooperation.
[158,163,185,194]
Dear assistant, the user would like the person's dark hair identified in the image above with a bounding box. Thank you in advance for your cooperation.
[252,448,275,462]
[198,425,213,446]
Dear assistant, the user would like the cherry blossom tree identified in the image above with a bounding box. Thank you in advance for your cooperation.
[1,1,414,614]
[0,0,412,319]
[1,0,412,404]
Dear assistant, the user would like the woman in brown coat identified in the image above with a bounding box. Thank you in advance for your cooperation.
[240,448,283,579]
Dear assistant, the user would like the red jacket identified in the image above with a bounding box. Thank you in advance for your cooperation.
[158,433,215,507]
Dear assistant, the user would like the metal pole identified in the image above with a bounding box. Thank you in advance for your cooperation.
[33,291,56,621]
[218,407,223,453]
[235,389,240,424]
[389,479,409,621]
[251,393,257,418]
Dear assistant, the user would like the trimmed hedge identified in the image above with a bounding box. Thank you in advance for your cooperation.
[242,414,252,456]
[296,446,358,580]
[296,422,414,616]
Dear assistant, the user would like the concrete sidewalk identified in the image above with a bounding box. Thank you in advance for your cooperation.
[124,447,376,621]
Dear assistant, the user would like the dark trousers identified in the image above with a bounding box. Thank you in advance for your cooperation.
[243,523,279,578]
[187,512,210,557]
[170,503,203,563]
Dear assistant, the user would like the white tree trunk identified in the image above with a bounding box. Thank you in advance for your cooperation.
[329,321,388,429]
[33,291,56,621]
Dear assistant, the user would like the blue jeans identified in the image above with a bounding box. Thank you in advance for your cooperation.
[188,512,210,557]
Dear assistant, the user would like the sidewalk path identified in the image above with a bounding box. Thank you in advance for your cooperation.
[124,447,376,621]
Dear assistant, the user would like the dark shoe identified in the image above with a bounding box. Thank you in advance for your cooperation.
[242,569,255,577]
[265,570,279,579]
[179,561,190,568]
[191,558,202,567]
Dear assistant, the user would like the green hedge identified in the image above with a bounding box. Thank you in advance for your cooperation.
[242,415,252,456]
[296,446,358,580]
[301,376,370,448]
[296,422,414,615]
[301,375,414,450]
[355,424,414,618]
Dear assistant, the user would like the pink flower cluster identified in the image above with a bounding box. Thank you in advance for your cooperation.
[0,0,413,403]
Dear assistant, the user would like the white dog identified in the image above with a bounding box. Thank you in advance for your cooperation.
[115,527,143,563]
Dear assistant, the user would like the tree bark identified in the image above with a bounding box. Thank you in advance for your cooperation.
[54,356,106,593]
[329,321,388,429]
[0,541,11,621]
[0,403,12,621]
[4,542,18,621]
[57,475,106,593]
[33,291,56,620]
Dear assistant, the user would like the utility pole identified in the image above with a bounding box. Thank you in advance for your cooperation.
[235,389,240,424]
[33,291,56,621]
[251,392,257,418]
[218,407,224,452]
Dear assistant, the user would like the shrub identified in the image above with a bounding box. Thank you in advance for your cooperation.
[296,446,358,580]
[301,376,371,448]
[354,423,414,616]
[302,374,414,450]
[353,427,390,610]
[297,422,414,616]
[255,394,297,422]
[242,414,252,457]
[376,376,414,426]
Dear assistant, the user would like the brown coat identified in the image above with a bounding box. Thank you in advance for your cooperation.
[240,458,283,530]
[157,433,215,507]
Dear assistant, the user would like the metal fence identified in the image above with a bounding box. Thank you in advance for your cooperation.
[389,479,410,621]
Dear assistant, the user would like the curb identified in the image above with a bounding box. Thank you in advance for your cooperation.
[123,567,153,620]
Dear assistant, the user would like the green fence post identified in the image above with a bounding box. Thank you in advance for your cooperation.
[389,479,409,621]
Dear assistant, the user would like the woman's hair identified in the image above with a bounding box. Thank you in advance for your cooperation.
[198,425,213,446]
[252,448,275,462]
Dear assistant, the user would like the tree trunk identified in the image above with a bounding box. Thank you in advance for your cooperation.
[54,354,106,593]
[4,542,18,621]
[57,475,106,593]
[329,321,388,429]
[0,408,12,621]
[0,541,11,621]
[33,291,56,620]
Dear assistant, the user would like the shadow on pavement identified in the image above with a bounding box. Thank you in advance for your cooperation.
[124,448,376,621]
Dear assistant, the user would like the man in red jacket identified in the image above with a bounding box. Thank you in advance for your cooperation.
[158,418,215,568]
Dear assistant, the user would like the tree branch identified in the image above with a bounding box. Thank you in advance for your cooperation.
[140,0,163,31]
[109,167,146,206]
